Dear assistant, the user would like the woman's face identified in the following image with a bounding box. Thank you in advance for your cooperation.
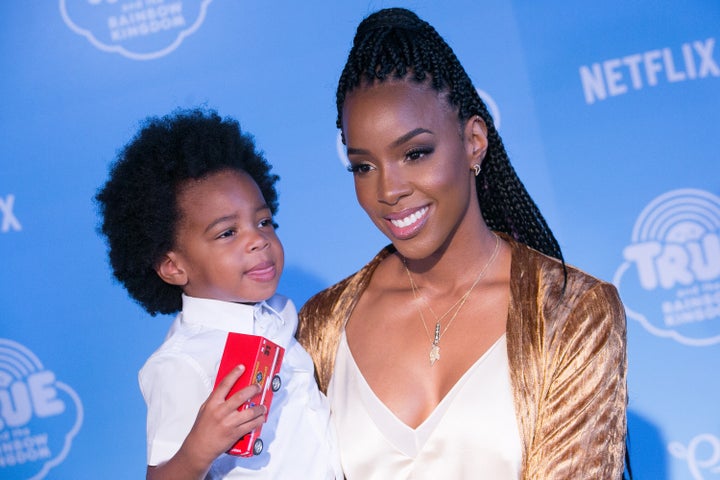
[342,79,487,260]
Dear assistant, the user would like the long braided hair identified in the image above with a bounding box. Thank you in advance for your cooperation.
[336,7,563,262]
[335,9,638,477]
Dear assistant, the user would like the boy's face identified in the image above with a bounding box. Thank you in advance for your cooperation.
[160,169,284,304]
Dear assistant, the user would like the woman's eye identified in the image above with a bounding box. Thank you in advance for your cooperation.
[347,163,374,174]
[406,147,433,161]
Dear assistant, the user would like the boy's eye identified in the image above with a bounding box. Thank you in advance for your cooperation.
[217,229,236,239]
[258,218,274,228]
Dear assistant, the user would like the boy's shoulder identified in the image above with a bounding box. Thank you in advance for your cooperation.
[140,295,298,378]
[139,313,222,379]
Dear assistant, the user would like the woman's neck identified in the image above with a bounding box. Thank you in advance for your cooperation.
[399,224,499,296]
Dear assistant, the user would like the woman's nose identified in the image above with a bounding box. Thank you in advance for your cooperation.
[377,165,411,205]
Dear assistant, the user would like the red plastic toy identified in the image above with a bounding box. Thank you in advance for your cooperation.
[213,333,285,457]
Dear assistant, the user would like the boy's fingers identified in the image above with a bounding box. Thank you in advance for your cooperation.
[231,403,267,429]
[226,383,263,410]
[212,365,246,399]
[211,365,264,421]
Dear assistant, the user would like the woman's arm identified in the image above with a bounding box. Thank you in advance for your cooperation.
[524,282,628,479]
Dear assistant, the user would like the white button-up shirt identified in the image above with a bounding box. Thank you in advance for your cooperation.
[139,294,342,479]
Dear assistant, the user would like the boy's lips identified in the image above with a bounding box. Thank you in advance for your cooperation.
[245,261,277,281]
[384,206,429,239]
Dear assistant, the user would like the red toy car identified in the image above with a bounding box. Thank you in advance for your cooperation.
[213,333,285,457]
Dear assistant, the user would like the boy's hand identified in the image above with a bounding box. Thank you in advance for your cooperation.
[184,365,267,466]
[146,365,266,480]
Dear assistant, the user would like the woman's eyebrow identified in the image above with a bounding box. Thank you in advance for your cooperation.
[390,128,433,148]
[346,128,434,156]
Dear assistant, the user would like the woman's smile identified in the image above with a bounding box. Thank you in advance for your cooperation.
[385,206,430,239]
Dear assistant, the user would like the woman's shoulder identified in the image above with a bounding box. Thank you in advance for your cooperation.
[300,245,395,316]
[506,235,624,328]
[296,245,395,393]
[506,236,626,358]
[507,235,617,294]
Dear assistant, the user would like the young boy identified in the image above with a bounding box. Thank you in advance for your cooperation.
[96,108,342,479]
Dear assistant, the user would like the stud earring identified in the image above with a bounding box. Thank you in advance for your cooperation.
[472,164,481,176]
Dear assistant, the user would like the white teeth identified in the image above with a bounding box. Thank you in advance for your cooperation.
[390,207,428,228]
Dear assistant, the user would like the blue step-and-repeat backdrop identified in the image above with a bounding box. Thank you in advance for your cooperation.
[1,1,718,478]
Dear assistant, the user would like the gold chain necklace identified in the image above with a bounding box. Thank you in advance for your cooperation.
[403,234,500,366]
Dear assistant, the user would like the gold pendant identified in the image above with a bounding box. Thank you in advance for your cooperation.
[429,322,441,365]
[429,344,440,366]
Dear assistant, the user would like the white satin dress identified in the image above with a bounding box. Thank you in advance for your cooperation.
[328,332,522,479]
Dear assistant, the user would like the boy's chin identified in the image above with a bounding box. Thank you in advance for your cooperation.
[231,289,278,305]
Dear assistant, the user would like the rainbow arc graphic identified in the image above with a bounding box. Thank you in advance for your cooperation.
[632,188,720,243]
[0,339,44,388]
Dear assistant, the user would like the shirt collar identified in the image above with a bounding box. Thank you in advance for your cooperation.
[180,294,285,336]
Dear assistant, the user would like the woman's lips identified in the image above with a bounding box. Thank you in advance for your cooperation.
[384,206,429,239]
[245,261,276,282]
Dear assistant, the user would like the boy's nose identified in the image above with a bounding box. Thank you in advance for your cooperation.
[248,231,270,252]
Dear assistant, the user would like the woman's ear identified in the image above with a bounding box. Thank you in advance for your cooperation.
[155,252,188,286]
[464,115,488,167]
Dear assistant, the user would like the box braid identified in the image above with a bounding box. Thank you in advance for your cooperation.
[336,12,640,476]
[336,7,564,263]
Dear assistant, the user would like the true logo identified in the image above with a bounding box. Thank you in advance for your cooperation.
[0,194,22,233]
[59,0,213,61]
[0,339,83,478]
[669,433,720,479]
[614,188,720,346]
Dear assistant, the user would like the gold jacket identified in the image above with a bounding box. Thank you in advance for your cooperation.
[297,235,627,479]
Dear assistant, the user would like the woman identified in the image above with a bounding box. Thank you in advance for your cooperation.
[298,7,627,479]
